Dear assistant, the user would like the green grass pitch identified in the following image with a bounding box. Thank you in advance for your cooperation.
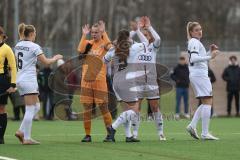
[0,118,239,160]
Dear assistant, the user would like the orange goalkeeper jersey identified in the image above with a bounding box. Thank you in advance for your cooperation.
[78,32,111,81]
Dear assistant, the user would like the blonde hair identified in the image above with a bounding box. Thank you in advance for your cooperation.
[23,25,36,37]
[186,22,200,40]
[18,23,26,40]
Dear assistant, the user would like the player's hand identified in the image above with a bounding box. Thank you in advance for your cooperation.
[210,44,218,51]
[53,54,63,61]
[138,17,145,29]
[98,20,105,33]
[144,16,151,28]
[82,24,90,35]
[6,87,16,93]
[130,21,138,31]
[211,50,220,59]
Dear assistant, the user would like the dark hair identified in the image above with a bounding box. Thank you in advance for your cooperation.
[229,55,237,61]
[115,29,130,62]
[24,25,35,37]
[0,26,8,41]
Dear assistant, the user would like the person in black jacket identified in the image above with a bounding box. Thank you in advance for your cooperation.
[37,65,53,120]
[171,56,190,119]
[222,55,240,117]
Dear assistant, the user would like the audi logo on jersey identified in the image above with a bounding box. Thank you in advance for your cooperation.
[138,55,152,61]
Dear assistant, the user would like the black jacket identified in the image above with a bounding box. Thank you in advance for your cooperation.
[171,64,190,88]
[222,65,240,91]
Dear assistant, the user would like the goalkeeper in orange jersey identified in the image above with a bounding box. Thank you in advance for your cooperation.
[77,21,113,142]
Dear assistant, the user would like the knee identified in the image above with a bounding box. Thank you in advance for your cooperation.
[149,101,159,112]
[201,98,213,105]
[99,103,109,113]
[83,103,93,110]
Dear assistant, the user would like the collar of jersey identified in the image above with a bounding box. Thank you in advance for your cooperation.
[0,42,4,47]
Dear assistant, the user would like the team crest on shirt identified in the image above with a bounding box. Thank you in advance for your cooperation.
[148,48,152,52]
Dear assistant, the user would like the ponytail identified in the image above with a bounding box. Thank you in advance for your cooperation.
[115,29,131,62]
[186,21,200,40]
[18,23,26,39]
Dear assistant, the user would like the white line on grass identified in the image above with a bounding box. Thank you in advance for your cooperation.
[0,156,18,160]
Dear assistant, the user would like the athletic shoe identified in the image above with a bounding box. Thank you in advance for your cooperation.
[0,139,4,144]
[186,125,200,140]
[183,114,190,119]
[159,134,166,141]
[175,114,180,120]
[15,130,24,144]
[126,136,140,143]
[23,139,40,145]
[103,135,115,142]
[81,135,92,142]
[106,126,116,142]
[201,133,219,140]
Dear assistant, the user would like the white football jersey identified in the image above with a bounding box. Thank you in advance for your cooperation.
[104,42,147,75]
[188,38,210,76]
[15,40,43,82]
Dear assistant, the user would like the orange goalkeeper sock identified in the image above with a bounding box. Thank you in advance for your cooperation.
[103,112,112,127]
[83,111,92,136]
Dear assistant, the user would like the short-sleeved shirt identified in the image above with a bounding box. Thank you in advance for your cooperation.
[15,40,43,82]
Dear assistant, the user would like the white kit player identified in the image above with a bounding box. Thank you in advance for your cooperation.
[129,16,166,141]
[14,24,63,145]
[186,22,219,140]
[103,21,150,142]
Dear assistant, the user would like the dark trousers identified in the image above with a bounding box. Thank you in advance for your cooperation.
[13,106,25,120]
[227,91,239,115]
[176,87,189,114]
[42,91,53,119]
[107,76,117,119]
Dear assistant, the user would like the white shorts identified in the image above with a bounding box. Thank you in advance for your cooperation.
[136,82,160,100]
[113,73,139,102]
[17,81,39,96]
[190,76,212,98]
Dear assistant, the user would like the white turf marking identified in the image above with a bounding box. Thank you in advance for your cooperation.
[0,156,18,160]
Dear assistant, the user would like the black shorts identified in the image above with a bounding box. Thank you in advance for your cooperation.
[0,74,10,105]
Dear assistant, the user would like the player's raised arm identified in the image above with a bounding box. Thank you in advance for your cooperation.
[129,21,138,39]
[77,24,91,53]
[136,17,149,45]
[144,16,161,48]
[98,20,111,44]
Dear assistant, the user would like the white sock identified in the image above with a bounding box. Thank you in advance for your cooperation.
[20,105,35,140]
[153,111,163,136]
[132,113,140,138]
[189,104,203,128]
[34,103,40,116]
[123,121,132,138]
[112,110,135,130]
[19,107,26,132]
[201,104,211,136]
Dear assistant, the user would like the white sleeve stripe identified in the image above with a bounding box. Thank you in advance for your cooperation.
[104,56,111,62]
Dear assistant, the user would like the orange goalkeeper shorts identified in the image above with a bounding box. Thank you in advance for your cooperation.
[80,79,108,104]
